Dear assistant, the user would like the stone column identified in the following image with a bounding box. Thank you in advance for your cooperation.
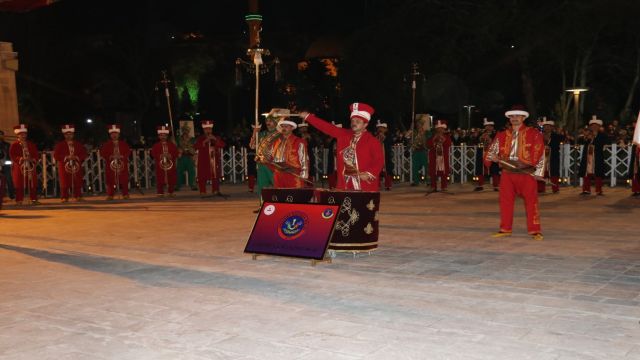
[0,42,19,140]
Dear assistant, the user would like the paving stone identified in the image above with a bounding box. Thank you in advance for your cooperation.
[0,184,638,358]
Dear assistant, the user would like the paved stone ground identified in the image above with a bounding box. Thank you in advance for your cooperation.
[1,184,639,360]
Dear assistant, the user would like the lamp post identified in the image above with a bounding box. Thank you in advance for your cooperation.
[565,88,588,134]
[565,87,588,186]
[463,104,475,129]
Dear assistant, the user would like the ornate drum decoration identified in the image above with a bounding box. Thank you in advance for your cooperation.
[316,190,380,252]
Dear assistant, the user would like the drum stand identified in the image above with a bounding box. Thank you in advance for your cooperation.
[311,257,332,266]
[328,249,374,258]
[251,253,332,267]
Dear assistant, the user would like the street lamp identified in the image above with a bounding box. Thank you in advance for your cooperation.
[463,105,475,129]
[565,88,588,134]
[565,87,588,186]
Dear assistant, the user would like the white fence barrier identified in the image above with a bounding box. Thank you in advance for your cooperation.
[25,144,635,197]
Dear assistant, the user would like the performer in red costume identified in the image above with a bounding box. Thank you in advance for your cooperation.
[150,125,179,197]
[270,117,309,188]
[426,119,452,192]
[9,124,39,205]
[100,124,131,200]
[485,105,545,241]
[630,143,640,197]
[54,124,88,202]
[194,120,226,197]
[375,120,394,191]
[300,102,383,191]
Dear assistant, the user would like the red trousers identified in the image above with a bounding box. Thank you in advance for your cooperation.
[248,175,256,192]
[582,174,603,194]
[537,172,559,193]
[328,172,337,189]
[499,172,541,234]
[12,168,38,202]
[632,177,640,193]
[382,172,392,189]
[105,168,129,196]
[198,178,220,194]
[431,171,448,190]
[0,174,5,209]
[156,167,177,194]
[58,165,83,199]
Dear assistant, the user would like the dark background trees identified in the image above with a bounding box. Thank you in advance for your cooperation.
[1,0,638,145]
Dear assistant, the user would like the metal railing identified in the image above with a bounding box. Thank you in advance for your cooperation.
[25,144,635,197]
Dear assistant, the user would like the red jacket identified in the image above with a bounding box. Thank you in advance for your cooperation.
[150,140,179,167]
[10,140,39,164]
[194,134,226,179]
[426,133,452,174]
[10,140,39,175]
[100,140,131,168]
[485,126,544,176]
[305,114,383,191]
[53,140,88,164]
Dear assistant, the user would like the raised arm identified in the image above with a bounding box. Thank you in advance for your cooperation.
[301,113,349,139]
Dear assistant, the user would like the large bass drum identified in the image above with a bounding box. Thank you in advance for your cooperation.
[316,190,380,252]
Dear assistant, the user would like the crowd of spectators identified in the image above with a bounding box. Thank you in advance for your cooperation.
[389,118,638,148]
[10,117,639,153]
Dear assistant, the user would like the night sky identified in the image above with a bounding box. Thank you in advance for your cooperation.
[1,0,638,145]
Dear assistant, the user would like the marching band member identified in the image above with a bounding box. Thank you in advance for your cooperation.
[630,142,640,197]
[0,130,14,200]
[9,124,39,205]
[326,121,343,189]
[269,116,309,188]
[297,120,317,185]
[54,124,88,202]
[301,102,383,191]
[411,115,430,186]
[195,120,226,197]
[427,120,452,192]
[100,124,131,200]
[538,117,563,194]
[249,109,281,196]
[579,116,607,195]
[485,105,545,241]
[150,125,179,197]
[475,118,500,191]
[375,120,394,190]
[176,122,197,191]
